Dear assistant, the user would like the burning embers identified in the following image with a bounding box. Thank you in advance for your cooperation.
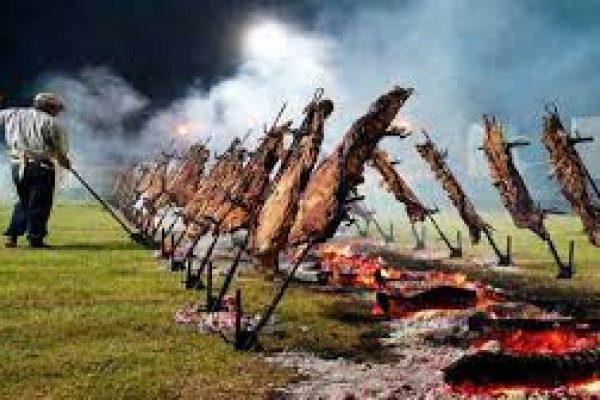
[319,241,600,397]
[317,242,499,319]
[445,314,600,397]
[319,251,394,290]
[472,329,600,356]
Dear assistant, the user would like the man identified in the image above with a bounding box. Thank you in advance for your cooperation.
[0,93,71,248]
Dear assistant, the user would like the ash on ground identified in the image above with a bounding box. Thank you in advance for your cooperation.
[265,312,469,400]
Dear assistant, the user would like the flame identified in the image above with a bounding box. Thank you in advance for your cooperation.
[174,123,192,136]
[451,376,600,397]
[473,329,600,355]
[450,330,600,396]
[580,378,600,393]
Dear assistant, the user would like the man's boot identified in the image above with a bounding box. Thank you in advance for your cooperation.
[29,238,51,249]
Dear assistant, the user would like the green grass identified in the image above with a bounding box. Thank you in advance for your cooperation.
[0,204,373,400]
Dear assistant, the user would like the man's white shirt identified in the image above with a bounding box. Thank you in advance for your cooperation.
[0,107,68,161]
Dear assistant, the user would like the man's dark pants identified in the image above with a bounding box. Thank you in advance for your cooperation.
[4,161,55,242]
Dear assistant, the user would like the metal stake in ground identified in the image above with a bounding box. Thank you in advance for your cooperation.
[425,214,462,258]
[411,223,426,250]
[482,228,512,266]
[240,243,314,351]
[545,235,575,279]
[211,235,249,312]
[196,234,219,277]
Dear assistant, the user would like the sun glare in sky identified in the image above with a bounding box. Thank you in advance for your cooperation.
[243,20,289,60]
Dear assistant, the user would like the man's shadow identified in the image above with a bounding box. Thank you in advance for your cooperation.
[51,241,140,251]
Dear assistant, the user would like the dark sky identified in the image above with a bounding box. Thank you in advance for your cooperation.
[2,0,316,104]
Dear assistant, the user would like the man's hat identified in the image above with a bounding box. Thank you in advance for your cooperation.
[33,93,65,110]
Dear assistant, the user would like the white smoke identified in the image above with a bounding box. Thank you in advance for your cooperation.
[142,20,338,153]
[41,67,149,163]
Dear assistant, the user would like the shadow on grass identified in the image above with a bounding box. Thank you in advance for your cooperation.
[50,241,140,251]
[322,299,375,325]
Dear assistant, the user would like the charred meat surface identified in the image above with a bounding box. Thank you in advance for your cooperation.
[249,95,334,269]
[481,115,548,240]
[369,147,432,224]
[416,131,488,243]
[289,86,413,246]
[543,110,600,246]
[218,122,290,234]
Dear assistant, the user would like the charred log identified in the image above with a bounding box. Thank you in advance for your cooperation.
[445,348,600,389]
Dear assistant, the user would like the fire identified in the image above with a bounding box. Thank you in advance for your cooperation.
[473,329,600,355]
[318,242,504,320]
[320,252,391,289]
[449,328,600,397]
[174,123,192,136]
[580,378,600,393]
[451,377,600,397]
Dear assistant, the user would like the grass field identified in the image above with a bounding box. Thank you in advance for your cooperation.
[0,205,373,400]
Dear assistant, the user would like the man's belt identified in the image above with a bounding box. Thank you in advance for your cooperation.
[9,152,55,169]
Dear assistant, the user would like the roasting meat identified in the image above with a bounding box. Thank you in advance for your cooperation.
[249,95,334,269]
[181,139,247,238]
[109,166,137,208]
[369,148,432,224]
[542,110,600,246]
[155,143,210,208]
[416,131,488,243]
[482,115,548,240]
[288,86,414,246]
[217,122,290,234]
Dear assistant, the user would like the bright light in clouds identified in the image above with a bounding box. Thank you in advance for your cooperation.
[174,123,190,136]
[244,20,289,60]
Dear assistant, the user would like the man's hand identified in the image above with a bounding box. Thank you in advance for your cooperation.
[56,154,71,170]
